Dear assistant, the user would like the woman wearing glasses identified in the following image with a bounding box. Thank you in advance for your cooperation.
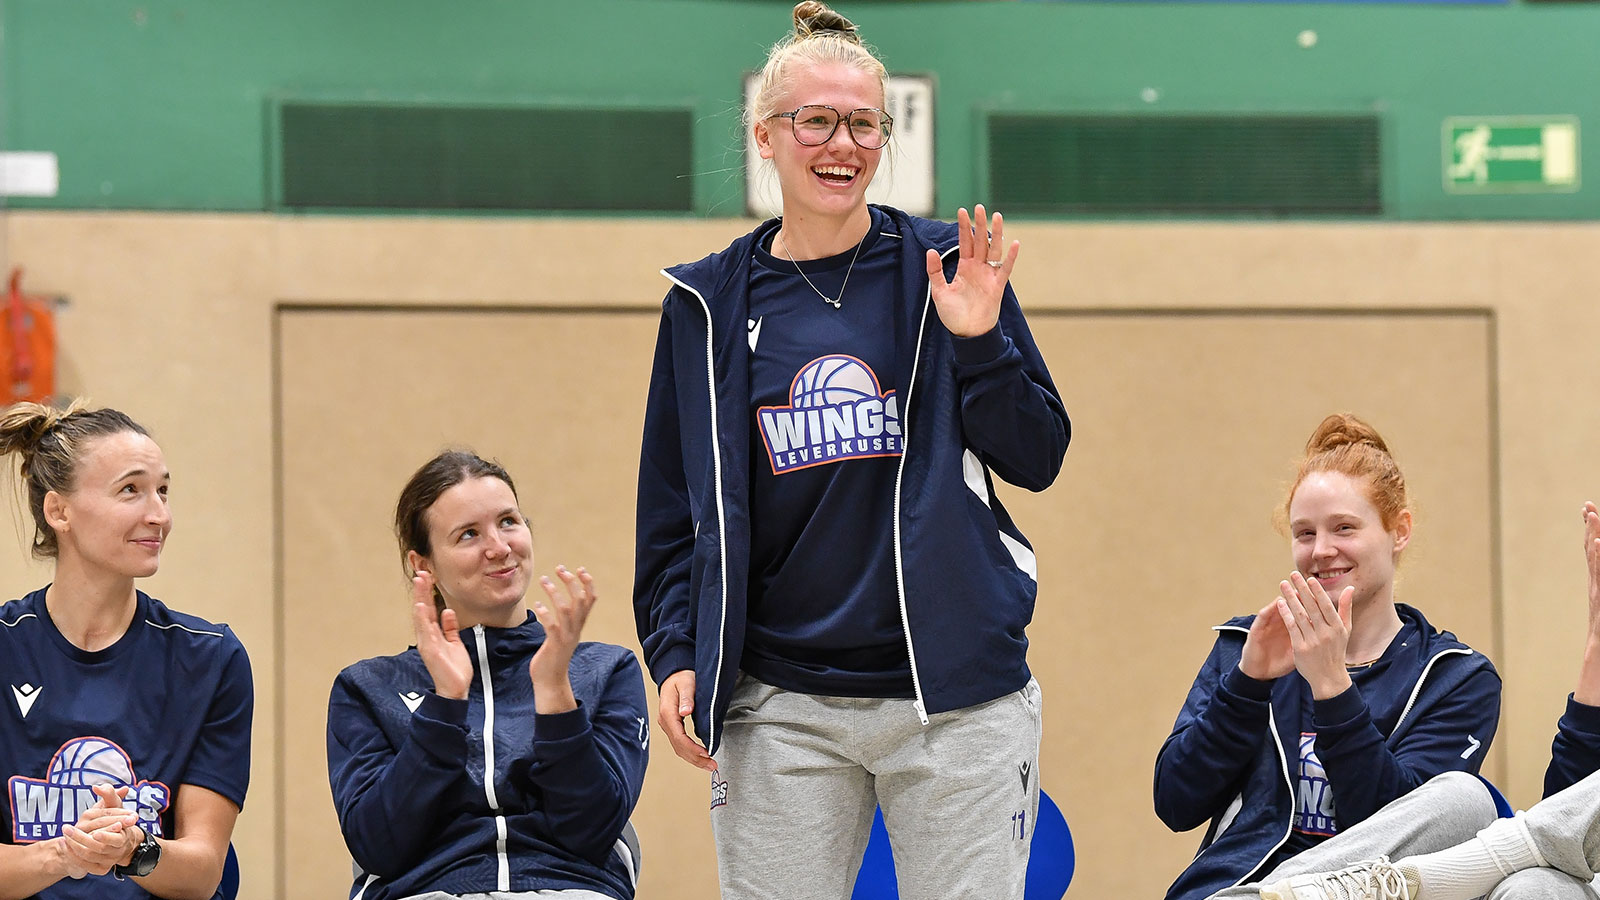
[633,3,1069,898]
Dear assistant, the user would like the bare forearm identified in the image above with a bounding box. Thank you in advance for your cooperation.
[1575,638,1600,707]
[533,673,578,714]
[0,839,75,899]
[129,836,227,900]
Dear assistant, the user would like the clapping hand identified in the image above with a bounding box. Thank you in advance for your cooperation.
[529,566,595,685]
[59,783,139,877]
[528,565,595,714]
[1239,598,1296,681]
[1584,502,1600,640]
[411,571,472,701]
[1276,572,1356,700]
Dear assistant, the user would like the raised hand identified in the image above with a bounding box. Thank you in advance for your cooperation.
[59,784,139,876]
[411,572,472,701]
[1239,598,1296,681]
[1584,502,1600,640]
[1277,572,1356,700]
[924,204,1018,338]
[1577,503,1600,706]
[528,565,596,712]
[658,669,716,772]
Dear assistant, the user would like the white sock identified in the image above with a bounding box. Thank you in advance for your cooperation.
[1403,816,1545,900]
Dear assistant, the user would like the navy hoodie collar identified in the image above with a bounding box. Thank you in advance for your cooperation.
[454,609,547,663]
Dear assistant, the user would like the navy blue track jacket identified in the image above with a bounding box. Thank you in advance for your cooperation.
[1155,603,1501,900]
[326,614,649,900]
[633,204,1070,754]
[1547,694,1600,797]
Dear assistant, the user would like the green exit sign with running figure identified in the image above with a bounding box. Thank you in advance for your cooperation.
[1444,116,1580,194]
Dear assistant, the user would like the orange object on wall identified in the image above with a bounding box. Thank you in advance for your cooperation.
[1,268,57,405]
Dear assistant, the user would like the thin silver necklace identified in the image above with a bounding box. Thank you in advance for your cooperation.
[778,228,865,310]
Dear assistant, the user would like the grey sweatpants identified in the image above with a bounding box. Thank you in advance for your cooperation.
[709,674,1044,900]
[1207,770,1600,900]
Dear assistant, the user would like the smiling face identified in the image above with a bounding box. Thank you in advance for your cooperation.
[754,61,885,228]
[407,475,532,628]
[44,431,172,580]
[1288,470,1412,608]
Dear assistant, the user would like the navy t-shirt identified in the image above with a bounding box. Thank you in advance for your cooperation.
[1,586,253,899]
[742,207,913,698]
[1273,620,1423,863]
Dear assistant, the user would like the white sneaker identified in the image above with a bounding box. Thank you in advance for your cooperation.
[1259,856,1418,900]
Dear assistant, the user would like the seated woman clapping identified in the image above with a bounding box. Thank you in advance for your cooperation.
[327,451,649,900]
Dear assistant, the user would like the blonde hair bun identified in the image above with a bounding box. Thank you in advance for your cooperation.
[793,2,860,42]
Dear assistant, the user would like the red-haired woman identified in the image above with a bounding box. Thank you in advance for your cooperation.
[1156,414,1501,900]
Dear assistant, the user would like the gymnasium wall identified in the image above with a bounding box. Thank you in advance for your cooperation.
[5,0,1600,897]
[3,210,1598,899]
[3,0,1600,218]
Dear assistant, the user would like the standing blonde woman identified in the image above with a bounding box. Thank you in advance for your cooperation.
[0,402,252,900]
[633,3,1070,898]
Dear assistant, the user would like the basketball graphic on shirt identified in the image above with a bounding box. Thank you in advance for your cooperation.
[1293,732,1337,836]
[792,356,881,408]
[758,354,903,475]
[49,736,134,787]
[8,736,172,843]
[1297,733,1325,780]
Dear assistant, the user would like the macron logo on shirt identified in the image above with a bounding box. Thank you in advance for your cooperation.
[11,683,40,719]
[399,691,425,714]
[758,355,902,474]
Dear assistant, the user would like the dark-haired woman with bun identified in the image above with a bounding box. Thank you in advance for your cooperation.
[0,401,252,900]
[634,2,1069,897]
[327,450,648,900]
[1155,414,1501,900]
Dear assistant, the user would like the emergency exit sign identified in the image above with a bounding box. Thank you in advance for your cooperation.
[1444,116,1579,193]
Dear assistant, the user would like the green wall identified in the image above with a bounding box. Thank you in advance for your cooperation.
[4,0,1599,218]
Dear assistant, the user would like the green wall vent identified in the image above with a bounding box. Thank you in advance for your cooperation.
[987,113,1381,216]
[278,102,693,212]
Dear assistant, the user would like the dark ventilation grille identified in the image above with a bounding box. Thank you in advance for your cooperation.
[278,103,693,212]
[988,114,1381,216]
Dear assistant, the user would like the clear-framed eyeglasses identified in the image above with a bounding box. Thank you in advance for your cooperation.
[769,105,894,150]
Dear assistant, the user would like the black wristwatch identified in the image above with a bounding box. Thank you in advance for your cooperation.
[113,825,161,879]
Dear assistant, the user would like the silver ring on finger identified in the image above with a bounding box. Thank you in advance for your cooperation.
[986,259,1003,268]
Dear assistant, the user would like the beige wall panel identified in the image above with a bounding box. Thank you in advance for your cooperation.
[1480,227,1600,804]
[271,217,753,307]
[1012,223,1507,309]
[1008,312,1494,899]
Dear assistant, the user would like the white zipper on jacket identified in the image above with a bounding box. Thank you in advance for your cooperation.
[1210,624,1296,887]
[471,625,510,891]
[1395,647,1473,731]
[662,270,730,754]
[889,246,955,726]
